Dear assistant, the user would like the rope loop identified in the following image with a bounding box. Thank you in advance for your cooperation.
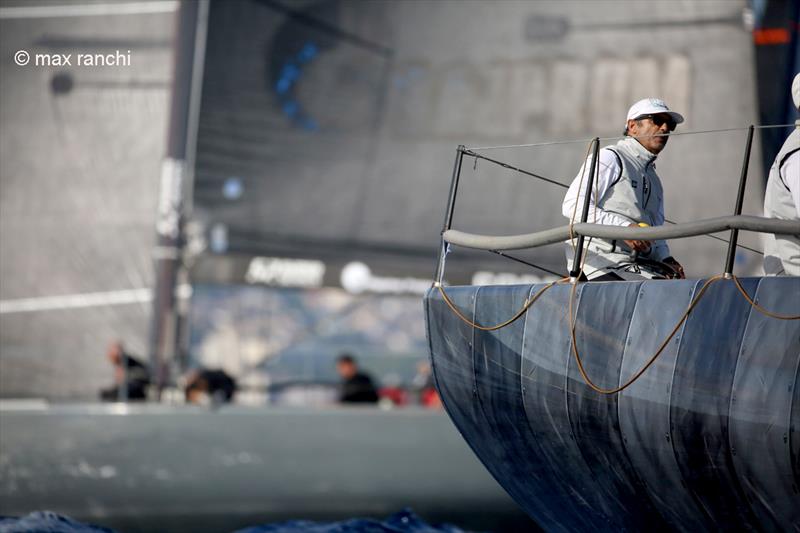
[730,274,800,320]
[567,274,799,395]
[436,273,798,396]
[436,278,567,332]
[567,275,722,395]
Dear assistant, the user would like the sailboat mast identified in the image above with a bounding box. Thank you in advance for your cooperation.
[149,0,208,397]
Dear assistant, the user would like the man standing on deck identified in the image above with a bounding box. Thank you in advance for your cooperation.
[763,73,800,276]
[336,353,379,404]
[562,98,686,281]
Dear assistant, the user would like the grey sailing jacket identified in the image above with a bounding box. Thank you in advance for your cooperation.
[564,136,671,278]
[763,121,800,276]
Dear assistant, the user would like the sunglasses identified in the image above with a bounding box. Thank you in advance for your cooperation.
[635,114,677,131]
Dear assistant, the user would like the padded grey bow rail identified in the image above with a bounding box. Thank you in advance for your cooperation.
[442,215,800,251]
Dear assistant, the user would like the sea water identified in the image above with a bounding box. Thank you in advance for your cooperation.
[0,509,474,533]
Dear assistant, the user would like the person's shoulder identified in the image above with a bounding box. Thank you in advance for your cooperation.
[125,354,147,368]
[787,125,800,146]
[354,372,375,384]
[580,146,619,164]
[781,149,800,186]
[597,147,622,171]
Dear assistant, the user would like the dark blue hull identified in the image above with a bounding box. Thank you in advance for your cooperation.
[424,277,800,532]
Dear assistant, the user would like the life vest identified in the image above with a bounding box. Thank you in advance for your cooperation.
[572,136,671,278]
[763,122,800,276]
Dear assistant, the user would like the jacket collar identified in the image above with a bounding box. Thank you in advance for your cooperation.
[620,136,658,163]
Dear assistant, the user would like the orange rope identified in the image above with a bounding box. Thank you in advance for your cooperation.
[439,148,797,393]
[566,274,799,395]
[436,273,797,396]
[436,278,567,331]
[567,275,723,395]
[730,274,800,320]
[436,136,799,395]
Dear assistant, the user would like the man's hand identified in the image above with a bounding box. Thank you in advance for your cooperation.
[663,257,685,279]
[624,222,652,253]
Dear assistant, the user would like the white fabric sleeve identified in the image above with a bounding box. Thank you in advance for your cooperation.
[562,149,632,227]
[781,151,800,218]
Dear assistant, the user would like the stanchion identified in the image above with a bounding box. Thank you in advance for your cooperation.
[569,138,600,281]
[723,125,754,277]
[434,145,466,285]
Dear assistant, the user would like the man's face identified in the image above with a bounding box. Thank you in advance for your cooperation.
[337,361,356,379]
[107,342,122,365]
[627,113,675,154]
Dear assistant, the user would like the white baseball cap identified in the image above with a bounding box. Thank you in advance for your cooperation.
[792,73,799,111]
[626,98,685,126]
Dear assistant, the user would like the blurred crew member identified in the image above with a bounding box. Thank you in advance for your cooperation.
[185,368,237,406]
[763,73,800,276]
[412,360,441,409]
[99,340,150,401]
[562,98,685,280]
[336,354,378,404]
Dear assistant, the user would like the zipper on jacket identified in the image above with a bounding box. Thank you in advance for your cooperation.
[643,159,655,208]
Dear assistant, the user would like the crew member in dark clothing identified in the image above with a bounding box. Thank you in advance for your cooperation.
[99,340,150,401]
[185,368,237,405]
[336,354,379,404]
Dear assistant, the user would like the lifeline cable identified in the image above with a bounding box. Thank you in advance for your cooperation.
[464,144,764,256]
[488,250,565,278]
[435,123,799,394]
[468,123,796,152]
